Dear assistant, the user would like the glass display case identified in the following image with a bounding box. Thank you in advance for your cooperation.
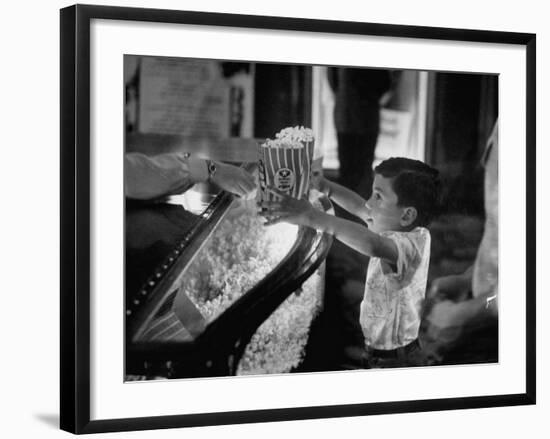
[125,174,333,380]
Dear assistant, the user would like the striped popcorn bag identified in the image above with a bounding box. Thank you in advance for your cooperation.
[257,126,315,203]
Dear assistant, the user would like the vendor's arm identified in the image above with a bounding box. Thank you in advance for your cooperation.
[313,173,370,222]
[259,188,397,263]
[125,152,255,200]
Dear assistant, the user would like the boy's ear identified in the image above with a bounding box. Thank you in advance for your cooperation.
[400,207,417,227]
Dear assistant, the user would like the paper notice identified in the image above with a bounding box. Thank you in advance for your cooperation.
[139,57,230,138]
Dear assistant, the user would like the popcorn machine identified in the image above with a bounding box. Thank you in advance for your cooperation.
[125,174,332,379]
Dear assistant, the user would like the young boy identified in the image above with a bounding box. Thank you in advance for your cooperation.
[259,157,441,368]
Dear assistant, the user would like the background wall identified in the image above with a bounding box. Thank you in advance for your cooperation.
[0,0,546,437]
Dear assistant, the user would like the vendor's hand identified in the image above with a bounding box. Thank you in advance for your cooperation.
[211,162,256,198]
[426,273,472,303]
[258,187,314,227]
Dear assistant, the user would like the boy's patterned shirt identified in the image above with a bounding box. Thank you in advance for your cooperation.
[360,227,431,350]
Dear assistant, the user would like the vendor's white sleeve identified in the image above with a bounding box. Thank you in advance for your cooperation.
[186,157,209,184]
[124,152,208,200]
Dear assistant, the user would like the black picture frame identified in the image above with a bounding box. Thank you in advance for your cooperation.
[60,4,536,434]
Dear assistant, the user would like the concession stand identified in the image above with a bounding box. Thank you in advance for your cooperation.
[125,171,332,379]
[124,56,332,379]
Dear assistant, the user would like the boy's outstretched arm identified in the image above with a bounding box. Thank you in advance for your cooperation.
[313,174,369,222]
[259,188,397,263]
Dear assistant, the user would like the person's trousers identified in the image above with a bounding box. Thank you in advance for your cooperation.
[336,130,379,200]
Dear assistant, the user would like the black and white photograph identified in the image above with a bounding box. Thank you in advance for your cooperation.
[53,2,537,435]
[3,0,547,436]
[124,55,499,380]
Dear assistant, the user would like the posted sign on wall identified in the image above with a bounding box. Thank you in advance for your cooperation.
[135,57,254,139]
[139,57,230,138]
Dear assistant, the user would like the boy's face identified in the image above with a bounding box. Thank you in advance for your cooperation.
[364,174,407,233]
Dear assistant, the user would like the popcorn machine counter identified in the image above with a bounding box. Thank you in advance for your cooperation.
[125,178,333,379]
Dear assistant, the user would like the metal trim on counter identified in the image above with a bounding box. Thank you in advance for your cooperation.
[126,188,238,342]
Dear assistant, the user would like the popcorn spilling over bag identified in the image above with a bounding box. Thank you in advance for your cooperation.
[258,126,315,202]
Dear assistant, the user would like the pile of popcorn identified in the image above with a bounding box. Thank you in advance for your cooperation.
[237,271,323,375]
[184,200,324,375]
[185,202,294,320]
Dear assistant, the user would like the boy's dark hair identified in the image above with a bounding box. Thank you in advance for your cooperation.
[374,157,441,227]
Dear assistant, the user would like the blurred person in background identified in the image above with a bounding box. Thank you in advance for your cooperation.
[422,119,499,365]
[327,67,392,199]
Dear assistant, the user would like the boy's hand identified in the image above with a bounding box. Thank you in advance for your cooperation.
[311,170,330,195]
[258,187,314,227]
